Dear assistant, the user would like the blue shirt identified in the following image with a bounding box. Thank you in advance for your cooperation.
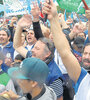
[26,51,64,85]
[0,42,14,73]
[46,59,64,85]
[0,42,14,60]
[1,63,9,73]
[73,68,90,100]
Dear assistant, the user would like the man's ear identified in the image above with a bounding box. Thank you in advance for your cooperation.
[45,51,51,58]
[8,36,11,41]
[31,81,38,88]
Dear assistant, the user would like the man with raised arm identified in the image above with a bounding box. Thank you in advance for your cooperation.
[13,5,64,100]
[43,0,90,100]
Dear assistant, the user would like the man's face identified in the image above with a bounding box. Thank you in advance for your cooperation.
[82,45,90,69]
[76,33,86,40]
[32,40,50,61]
[17,79,33,93]
[0,30,9,45]
[26,30,36,45]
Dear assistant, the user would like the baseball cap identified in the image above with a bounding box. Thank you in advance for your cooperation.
[8,57,49,83]
[74,36,85,48]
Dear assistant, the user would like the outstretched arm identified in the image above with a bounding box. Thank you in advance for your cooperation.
[31,3,44,39]
[13,15,32,58]
[43,0,81,83]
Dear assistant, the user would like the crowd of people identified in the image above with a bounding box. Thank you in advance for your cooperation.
[0,0,90,100]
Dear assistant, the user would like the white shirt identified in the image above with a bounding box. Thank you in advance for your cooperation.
[74,68,90,100]
[54,49,67,74]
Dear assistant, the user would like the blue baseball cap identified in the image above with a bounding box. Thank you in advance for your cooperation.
[8,57,49,83]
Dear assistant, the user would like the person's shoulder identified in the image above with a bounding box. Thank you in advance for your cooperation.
[5,42,14,48]
[74,72,90,100]
[74,68,88,93]
[39,84,57,100]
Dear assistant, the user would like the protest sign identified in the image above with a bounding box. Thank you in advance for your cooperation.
[3,0,29,16]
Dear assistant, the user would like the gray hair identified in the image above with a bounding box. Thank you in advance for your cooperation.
[39,37,54,54]
[38,37,55,64]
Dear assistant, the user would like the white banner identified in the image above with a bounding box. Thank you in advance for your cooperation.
[3,0,29,16]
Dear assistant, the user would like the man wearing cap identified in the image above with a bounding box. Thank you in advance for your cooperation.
[13,15,64,100]
[2,57,57,100]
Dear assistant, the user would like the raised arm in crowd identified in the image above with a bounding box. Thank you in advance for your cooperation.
[43,0,90,100]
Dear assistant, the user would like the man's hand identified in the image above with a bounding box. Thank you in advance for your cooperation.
[4,57,12,67]
[31,2,40,22]
[58,13,64,20]
[1,90,19,100]
[72,22,86,34]
[17,15,32,29]
[66,16,73,25]
[85,9,90,21]
[42,0,57,20]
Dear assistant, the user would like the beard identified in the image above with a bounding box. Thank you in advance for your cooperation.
[82,59,90,72]
[82,64,90,71]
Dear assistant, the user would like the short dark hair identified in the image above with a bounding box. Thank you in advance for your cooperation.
[0,28,11,37]
[38,37,54,64]
[15,54,25,61]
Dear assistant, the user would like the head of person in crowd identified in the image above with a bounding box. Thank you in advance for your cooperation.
[8,57,49,98]
[0,28,11,46]
[11,54,25,67]
[31,37,54,64]
[82,43,90,72]
[1,19,9,29]
[76,32,86,40]
[72,36,85,53]
[9,16,18,30]
[26,29,37,46]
